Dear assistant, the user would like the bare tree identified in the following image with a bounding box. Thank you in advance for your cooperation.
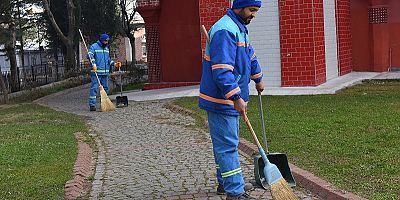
[119,0,144,64]
[0,0,19,93]
[42,0,77,74]
[4,23,18,93]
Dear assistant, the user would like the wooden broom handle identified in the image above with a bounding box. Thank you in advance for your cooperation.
[201,25,210,44]
[243,112,263,148]
[78,29,101,86]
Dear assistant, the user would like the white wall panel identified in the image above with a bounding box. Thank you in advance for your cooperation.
[324,0,339,80]
[248,0,281,87]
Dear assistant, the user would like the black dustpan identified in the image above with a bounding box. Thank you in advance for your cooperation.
[254,92,296,189]
[116,95,128,107]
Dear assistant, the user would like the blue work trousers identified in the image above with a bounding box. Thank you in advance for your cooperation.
[88,74,109,107]
[207,111,244,196]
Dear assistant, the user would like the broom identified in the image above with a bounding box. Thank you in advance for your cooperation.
[243,113,298,200]
[78,29,115,112]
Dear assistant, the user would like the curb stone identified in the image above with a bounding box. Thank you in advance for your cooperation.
[64,132,95,199]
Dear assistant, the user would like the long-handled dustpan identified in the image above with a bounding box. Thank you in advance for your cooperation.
[116,64,128,108]
[254,92,296,188]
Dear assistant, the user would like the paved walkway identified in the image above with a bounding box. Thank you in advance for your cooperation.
[36,71,399,199]
[36,85,319,199]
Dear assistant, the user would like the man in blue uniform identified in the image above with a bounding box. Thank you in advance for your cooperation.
[87,34,120,111]
[198,0,264,199]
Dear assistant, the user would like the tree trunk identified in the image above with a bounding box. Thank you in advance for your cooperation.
[129,36,137,65]
[0,67,9,104]
[42,0,76,73]
[5,24,19,93]
[64,41,76,77]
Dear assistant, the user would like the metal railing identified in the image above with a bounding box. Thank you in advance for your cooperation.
[1,63,78,94]
[1,60,148,94]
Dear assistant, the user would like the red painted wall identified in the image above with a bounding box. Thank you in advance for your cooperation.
[350,0,370,71]
[370,0,390,71]
[351,0,400,71]
[279,0,326,87]
[199,0,231,55]
[388,0,400,68]
[159,0,202,82]
[336,0,353,75]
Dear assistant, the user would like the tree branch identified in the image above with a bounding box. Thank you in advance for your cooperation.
[66,0,75,40]
[42,0,68,44]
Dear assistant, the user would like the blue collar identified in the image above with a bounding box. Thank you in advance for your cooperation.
[227,9,248,34]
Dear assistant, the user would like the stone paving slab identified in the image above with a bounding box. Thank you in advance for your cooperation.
[35,85,320,199]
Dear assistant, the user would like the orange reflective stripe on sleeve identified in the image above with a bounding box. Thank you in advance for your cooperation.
[237,42,246,47]
[225,87,240,99]
[251,72,262,80]
[200,93,234,105]
[211,64,234,71]
[204,55,211,61]
[251,52,256,60]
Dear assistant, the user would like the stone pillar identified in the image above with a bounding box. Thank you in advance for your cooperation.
[279,0,327,86]
[336,0,353,75]
[137,0,161,83]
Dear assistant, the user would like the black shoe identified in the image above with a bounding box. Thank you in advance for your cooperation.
[217,184,225,195]
[90,106,96,111]
[226,192,256,200]
[217,183,254,195]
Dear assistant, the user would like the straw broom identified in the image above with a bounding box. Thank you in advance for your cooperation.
[79,29,115,112]
[270,179,298,200]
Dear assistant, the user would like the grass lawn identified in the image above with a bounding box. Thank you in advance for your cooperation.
[0,103,88,199]
[173,80,400,200]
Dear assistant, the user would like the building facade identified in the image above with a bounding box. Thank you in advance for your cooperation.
[137,0,399,89]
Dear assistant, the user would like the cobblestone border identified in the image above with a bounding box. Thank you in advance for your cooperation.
[64,132,95,199]
[166,103,367,200]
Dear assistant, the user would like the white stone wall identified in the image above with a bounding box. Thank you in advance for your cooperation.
[247,0,281,87]
[323,0,339,81]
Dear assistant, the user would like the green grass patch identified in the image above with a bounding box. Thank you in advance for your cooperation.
[0,103,88,199]
[173,80,400,199]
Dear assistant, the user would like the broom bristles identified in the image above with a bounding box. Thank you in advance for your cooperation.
[270,178,299,200]
[99,86,115,112]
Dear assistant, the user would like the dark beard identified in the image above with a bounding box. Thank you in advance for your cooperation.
[101,43,107,48]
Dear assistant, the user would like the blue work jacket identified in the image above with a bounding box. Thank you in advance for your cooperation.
[199,9,263,116]
[88,41,115,75]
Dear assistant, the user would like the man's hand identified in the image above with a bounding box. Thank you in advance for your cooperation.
[233,98,247,116]
[92,64,97,72]
[115,61,122,69]
[256,82,264,93]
